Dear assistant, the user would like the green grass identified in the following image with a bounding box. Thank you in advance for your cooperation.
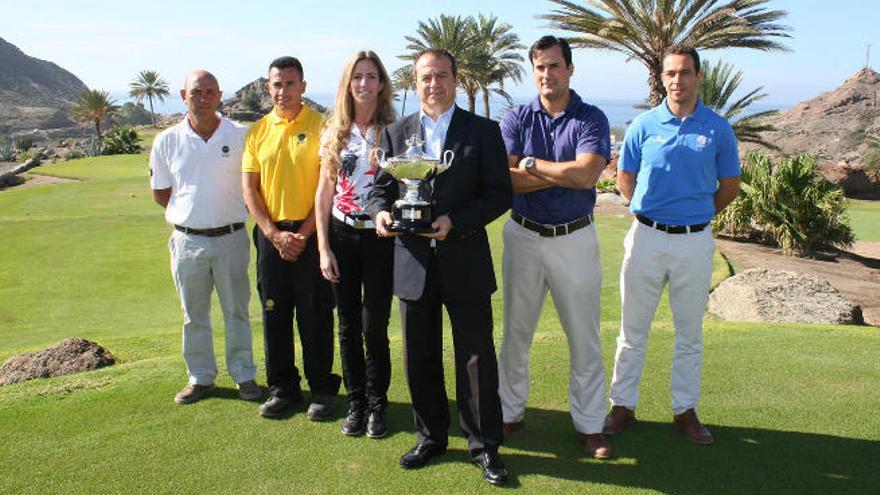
[0,155,878,494]
[846,198,880,241]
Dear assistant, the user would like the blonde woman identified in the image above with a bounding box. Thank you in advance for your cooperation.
[315,51,396,438]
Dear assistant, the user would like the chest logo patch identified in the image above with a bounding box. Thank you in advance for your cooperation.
[298,133,306,143]
[695,135,708,150]
[221,145,230,157]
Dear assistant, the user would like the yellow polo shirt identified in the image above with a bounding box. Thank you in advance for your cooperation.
[242,105,323,222]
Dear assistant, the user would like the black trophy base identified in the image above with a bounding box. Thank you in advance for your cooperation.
[391,203,435,234]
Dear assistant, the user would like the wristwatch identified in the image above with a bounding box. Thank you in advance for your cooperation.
[519,156,536,171]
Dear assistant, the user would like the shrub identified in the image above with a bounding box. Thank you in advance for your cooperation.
[17,149,41,164]
[82,137,103,157]
[713,152,854,256]
[14,138,32,152]
[64,150,85,161]
[596,178,617,193]
[242,89,262,113]
[101,127,141,155]
[0,135,15,161]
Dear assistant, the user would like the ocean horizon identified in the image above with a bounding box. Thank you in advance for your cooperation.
[113,91,786,129]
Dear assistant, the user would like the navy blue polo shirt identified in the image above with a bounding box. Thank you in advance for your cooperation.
[620,99,740,225]
[501,90,611,224]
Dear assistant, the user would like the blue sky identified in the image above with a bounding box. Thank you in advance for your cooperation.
[2,0,877,110]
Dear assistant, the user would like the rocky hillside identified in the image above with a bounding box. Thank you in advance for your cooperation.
[220,78,327,121]
[750,68,879,162]
[744,68,880,197]
[0,37,89,133]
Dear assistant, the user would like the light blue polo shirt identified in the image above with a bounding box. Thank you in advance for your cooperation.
[619,98,740,225]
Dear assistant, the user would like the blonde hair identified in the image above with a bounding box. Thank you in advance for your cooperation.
[321,50,396,181]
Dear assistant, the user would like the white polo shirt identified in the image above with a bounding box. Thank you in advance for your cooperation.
[150,115,248,229]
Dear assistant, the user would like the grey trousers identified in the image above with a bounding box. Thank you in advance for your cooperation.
[170,228,256,385]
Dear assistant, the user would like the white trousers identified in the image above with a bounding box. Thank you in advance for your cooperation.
[170,229,256,385]
[498,219,607,434]
[610,220,715,414]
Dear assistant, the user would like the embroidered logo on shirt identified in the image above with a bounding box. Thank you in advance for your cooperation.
[297,133,306,143]
[695,135,709,150]
[221,145,230,157]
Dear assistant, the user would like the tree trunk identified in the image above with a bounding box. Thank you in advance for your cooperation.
[648,64,666,108]
[148,96,156,127]
[467,91,476,114]
[95,119,102,138]
[401,89,408,116]
[482,90,490,119]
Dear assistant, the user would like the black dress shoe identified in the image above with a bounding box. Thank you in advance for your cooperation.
[366,410,388,439]
[471,450,509,485]
[399,442,447,469]
[258,394,302,418]
[341,407,366,436]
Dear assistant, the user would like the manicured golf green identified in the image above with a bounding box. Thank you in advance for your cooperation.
[0,155,877,494]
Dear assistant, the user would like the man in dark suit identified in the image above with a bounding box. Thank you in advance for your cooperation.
[369,48,512,485]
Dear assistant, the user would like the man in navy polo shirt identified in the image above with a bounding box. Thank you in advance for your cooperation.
[498,35,612,459]
[603,44,740,445]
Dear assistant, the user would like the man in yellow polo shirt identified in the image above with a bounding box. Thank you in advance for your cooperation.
[242,56,341,419]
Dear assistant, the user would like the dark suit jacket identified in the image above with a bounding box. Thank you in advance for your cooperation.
[368,107,512,301]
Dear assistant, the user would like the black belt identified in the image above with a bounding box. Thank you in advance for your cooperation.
[511,211,592,237]
[636,214,708,234]
[174,222,245,237]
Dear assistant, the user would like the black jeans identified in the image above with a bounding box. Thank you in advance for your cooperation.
[254,224,341,400]
[330,218,394,412]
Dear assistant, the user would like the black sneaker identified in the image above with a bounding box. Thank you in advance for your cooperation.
[341,407,366,436]
[366,409,388,438]
[259,395,295,418]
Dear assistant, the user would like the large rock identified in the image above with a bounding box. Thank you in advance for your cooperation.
[709,268,863,325]
[0,338,115,386]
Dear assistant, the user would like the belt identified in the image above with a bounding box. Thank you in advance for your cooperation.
[511,211,592,237]
[174,222,244,237]
[636,214,708,234]
[332,208,375,229]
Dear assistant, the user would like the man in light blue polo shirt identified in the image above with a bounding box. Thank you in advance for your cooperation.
[603,44,740,445]
[498,36,613,459]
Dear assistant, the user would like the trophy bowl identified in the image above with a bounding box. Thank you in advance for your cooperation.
[374,135,454,234]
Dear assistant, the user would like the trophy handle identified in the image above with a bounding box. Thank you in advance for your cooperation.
[440,149,455,172]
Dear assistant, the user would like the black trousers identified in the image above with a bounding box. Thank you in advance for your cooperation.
[400,252,503,454]
[254,224,340,399]
[330,218,394,412]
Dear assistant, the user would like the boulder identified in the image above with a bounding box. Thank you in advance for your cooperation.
[708,268,863,325]
[0,338,115,386]
[819,161,880,198]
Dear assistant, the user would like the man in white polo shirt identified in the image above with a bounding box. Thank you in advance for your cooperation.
[150,70,260,404]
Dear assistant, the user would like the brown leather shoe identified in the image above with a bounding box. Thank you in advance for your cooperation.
[673,409,714,445]
[502,420,525,439]
[603,405,636,435]
[578,432,612,459]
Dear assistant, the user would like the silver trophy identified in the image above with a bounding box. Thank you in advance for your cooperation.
[373,134,454,234]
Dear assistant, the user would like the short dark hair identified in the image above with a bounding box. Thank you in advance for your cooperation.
[413,48,458,76]
[268,56,304,79]
[662,44,701,73]
[529,36,573,67]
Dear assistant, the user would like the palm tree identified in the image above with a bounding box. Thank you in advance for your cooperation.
[70,89,119,137]
[542,0,791,106]
[469,14,526,119]
[698,60,778,149]
[392,65,416,115]
[129,70,170,127]
[401,14,481,112]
